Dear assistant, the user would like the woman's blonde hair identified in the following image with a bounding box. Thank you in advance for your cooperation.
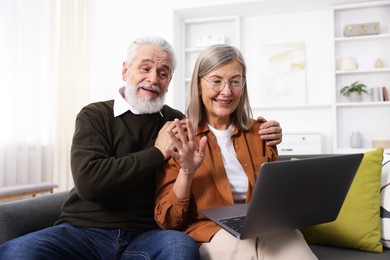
[186,44,253,132]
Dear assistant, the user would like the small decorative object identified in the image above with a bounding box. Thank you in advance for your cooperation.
[375,58,384,68]
[351,131,363,148]
[196,34,225,48]
[340,56,357,71]
[340,81,368,102]
[344,22,380,37]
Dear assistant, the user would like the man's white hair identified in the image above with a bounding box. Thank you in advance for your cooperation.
[126,36,176,78]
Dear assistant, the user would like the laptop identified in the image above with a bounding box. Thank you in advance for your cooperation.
[200,153,363,240]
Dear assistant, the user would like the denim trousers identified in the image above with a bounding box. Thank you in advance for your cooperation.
[0,223,200,260]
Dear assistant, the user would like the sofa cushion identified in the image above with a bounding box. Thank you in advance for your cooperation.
[381,152,390,248]
[301,148,383,252]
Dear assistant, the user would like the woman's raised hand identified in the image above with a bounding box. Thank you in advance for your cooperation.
[167,118,207,176]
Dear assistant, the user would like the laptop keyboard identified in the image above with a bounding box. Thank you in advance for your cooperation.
[219,216,246,233]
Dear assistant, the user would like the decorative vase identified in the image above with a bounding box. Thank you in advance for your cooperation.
[374,58,383,68]
[348,92,361,102]
[350,131,363,148]
[340,56,357,71]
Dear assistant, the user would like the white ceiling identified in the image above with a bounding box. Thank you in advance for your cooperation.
[173,0,376,18]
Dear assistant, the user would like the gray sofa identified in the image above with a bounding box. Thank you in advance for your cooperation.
[0,154,389,259]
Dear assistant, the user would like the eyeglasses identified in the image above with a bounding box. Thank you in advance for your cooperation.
[201,76,246,93]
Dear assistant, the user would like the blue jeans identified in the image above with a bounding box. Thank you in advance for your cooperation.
[0,223,199,260]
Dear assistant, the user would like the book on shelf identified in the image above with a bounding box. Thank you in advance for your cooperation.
[372,87,383,101]
[383,86,389,102]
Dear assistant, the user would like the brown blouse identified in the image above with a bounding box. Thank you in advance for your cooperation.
[155,119,278,243]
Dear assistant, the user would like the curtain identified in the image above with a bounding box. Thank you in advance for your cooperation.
[0,0,92,191]
[51,0,93,191]
[0,0,53,186]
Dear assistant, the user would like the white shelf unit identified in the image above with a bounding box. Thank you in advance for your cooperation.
[173,15,241,113]
[173,1,390,154]
[330,0,390,152]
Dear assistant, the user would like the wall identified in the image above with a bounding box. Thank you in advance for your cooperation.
[90,0,254,103]
[242,10,333,152]
[90,0,364,103]
[90,0,372,153]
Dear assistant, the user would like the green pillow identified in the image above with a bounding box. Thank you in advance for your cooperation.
[300,148,384,253]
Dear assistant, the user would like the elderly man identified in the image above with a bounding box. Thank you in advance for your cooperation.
[0,36,282,259]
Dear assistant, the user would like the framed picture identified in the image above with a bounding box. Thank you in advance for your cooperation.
[256,42,307,106]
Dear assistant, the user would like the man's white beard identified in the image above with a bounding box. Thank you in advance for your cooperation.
[125,81,166,114]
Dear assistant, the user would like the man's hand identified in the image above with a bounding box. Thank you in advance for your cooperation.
[257,116,282,146]
[154,120,187,160]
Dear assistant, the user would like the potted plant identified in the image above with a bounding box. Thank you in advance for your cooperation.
[340,81,368,102]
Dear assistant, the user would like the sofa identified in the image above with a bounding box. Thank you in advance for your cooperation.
[0,153,389,259]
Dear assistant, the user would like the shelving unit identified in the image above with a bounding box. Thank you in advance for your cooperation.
[173,15,240,112]
[330,0,390,152]
[173,1,390,154]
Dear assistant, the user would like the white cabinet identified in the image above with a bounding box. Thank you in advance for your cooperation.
[330,1,390,152]
[278,133,323,155]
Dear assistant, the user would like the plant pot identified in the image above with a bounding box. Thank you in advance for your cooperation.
[348,92,362,102]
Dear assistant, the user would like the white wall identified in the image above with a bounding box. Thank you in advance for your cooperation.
[243,11,332,106]
[90,0,174,102]
[90,0,373,153]
[241,10,333,152]
[90,0,363,103]
[90,0,368,100]
[90,0,257,103]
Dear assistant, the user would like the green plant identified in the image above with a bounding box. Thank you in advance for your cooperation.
[340,81,368,96]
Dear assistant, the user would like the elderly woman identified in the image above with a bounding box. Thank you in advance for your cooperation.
[154,44,316,260]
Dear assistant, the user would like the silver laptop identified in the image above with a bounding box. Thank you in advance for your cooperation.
[200,153,363,240]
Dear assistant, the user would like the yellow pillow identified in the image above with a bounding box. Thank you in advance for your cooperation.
[300,148,384,253]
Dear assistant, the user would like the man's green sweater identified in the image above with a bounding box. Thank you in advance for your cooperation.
[56,100,184,231]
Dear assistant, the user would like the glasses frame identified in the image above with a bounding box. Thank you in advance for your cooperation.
[201,76,246,93]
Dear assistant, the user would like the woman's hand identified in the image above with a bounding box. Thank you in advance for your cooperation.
[167,118,207,199]
[167,118,207,177]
